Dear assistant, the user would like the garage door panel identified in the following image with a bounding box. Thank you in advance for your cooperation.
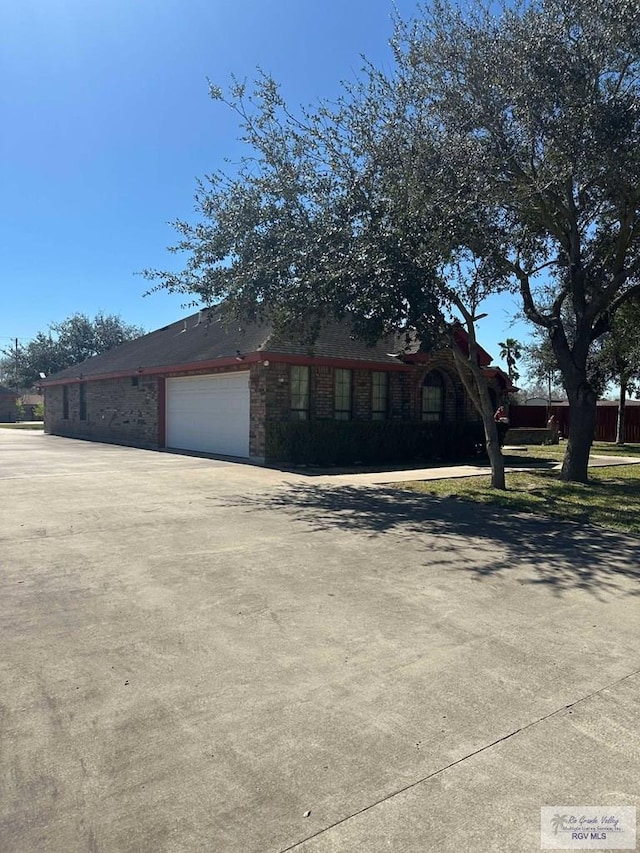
[166,373,250,458]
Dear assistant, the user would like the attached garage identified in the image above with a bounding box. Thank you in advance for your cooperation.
[42,308,513,463]
[165,372,250,458]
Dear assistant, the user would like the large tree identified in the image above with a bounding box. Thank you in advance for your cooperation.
[146,68,505,488]
[0,313,144,389]
[147,0,640,485]
[396,0,640,481]
[145,78,513,485]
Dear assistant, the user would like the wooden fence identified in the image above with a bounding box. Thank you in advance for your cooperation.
[509,404,640,443]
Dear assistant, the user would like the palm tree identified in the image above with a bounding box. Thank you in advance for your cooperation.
[550,814,569,835]
[498,338,522,384]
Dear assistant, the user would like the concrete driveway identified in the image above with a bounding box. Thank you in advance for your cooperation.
[1,431,639,853]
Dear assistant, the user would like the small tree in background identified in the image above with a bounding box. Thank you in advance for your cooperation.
[498,339,522,386]
[523,332,564,404]
[593,299,640,444]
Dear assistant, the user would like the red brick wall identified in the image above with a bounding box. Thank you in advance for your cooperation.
[0,394,18,423]
[313,366,334,419]
[45,364,254,452]
[44,355,495,457]
[408,352,467,422]
[258,357,488,425]
[353,370,371,419]
[45,376,160,448]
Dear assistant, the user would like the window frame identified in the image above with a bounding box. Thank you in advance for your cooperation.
[421,371,445,423]
[371,371,389,421]
[79,383,87,421]
[334,368,353,421]
[62,385,69,420]
[290,365,310,420]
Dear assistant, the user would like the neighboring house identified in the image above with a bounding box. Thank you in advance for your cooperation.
[41,310,513,462]
[524,396,566,406]
[0,385,18,422]
[0,388,44,422]
[18,393,44,421]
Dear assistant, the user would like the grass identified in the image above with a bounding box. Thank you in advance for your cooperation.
[588,441,640,457]
[0,423,44,430]
[406,447,640,534]
[513,441,640,462]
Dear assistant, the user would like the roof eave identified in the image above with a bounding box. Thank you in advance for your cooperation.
[41,350,411,386]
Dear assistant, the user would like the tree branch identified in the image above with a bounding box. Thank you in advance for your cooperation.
[502,258,555,328]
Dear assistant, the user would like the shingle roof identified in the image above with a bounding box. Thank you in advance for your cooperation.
[43,309,405,383]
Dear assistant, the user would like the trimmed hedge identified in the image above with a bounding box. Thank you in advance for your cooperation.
[265,419,486,466]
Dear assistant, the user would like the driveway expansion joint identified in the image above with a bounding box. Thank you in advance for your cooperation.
[278,666,640,852]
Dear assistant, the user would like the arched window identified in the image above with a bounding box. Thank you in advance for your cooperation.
[421,371,445,422]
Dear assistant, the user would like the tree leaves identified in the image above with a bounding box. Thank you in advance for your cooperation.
[0,314,144,389]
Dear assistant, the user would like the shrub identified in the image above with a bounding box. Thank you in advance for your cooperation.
[265,419,485,466]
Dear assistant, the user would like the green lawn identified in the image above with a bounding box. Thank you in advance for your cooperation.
[587,441,640,457]
[406,452,640,534]
[509,441,640,462]
[0,423,44,430]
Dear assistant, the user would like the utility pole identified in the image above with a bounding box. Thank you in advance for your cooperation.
[13,338,20,390]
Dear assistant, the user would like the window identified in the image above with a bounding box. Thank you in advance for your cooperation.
[421,371,444,422]
[79,383,87,421]
[371,372,389,420]
[290,365,310,420]
[62,385,69,419]
[334,368,352,420]
[131,376,139,387]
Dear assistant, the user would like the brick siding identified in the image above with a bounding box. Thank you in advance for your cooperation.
[44,355,501,458]
[408,352,465,422]
[45,377,160,448]
[312,366,334,419]
[353,370,370,420]
[0,395,18,423]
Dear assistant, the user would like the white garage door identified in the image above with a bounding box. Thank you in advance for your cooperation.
[166,372,250,458]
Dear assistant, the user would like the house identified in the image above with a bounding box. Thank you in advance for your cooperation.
[0,386,18,423]
[41,310,513,464]
[18,392,44,421]
[0,388,44,422]
[524,396,566,407]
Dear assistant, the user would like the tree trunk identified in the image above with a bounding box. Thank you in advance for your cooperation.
[560,381,597,483]
[451,344,505,489]
[616,379,627,445]
[481,410,506,490]
[545,321,597,484]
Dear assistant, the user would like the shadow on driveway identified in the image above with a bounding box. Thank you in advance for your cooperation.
[226,484,640,598]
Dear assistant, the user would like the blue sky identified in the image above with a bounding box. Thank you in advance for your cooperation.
[1,0,529,369]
